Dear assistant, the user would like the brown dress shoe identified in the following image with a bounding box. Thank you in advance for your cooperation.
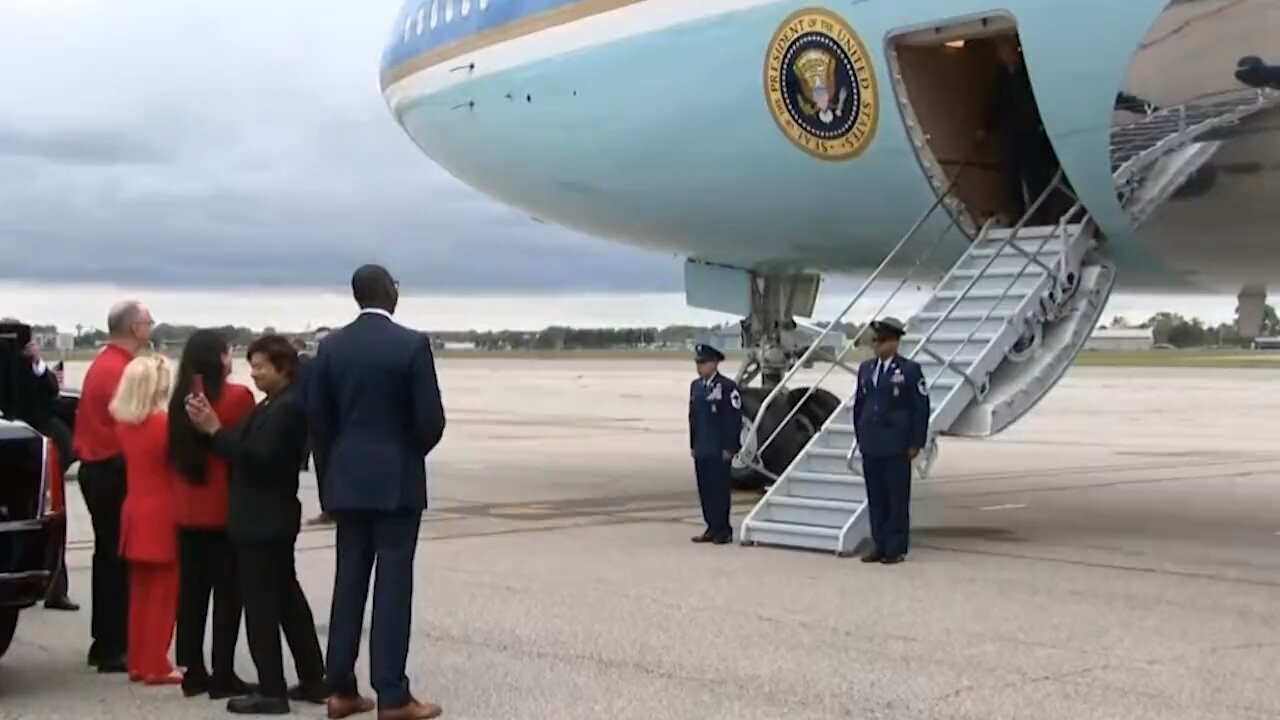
[377,697,443,720]
[327,694,375,719]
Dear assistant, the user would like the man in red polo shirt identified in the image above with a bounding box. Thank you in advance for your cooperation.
[72,299,153,673]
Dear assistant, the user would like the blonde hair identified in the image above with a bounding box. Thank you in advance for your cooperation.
[109,354,173,425]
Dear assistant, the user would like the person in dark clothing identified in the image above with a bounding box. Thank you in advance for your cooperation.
[1236,55,1280,90]
[186,335,327,716]
[687,343,741,545]
[982,37,1061,225]
[0,323,77,610]
[167,330,256,699]
[292,338,334,528]
[292,338,314,473]
[309,265,447,720]
[852,318,930,565]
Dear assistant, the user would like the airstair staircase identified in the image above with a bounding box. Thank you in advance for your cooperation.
[738,87,1279,556]
[1113,88,1280,224]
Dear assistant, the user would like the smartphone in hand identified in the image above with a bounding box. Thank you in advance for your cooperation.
[191,375,205,397]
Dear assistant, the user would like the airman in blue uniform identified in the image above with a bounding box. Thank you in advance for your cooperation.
[688,343,742,544]
[852,317,930,564]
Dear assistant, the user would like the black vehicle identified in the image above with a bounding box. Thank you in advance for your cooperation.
[0,323,69,659]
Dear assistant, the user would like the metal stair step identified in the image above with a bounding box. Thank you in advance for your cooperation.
[967,243,1062,259]
[917,352,982,367]
[948,268,1032,280]
[931,288,1036,302]
[823,422,856,436]
[768,496,860,512]
[907,331,998,343]
[788,470,864,486]
[912,310,1014,323]
[787,469,867,503]
[743,520,843,552]
[986,223,1083,240]
[746,520,841,538]
[763,496,862,528]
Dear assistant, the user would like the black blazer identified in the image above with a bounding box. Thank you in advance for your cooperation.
[307,312,445,514]
[210,383,308,542]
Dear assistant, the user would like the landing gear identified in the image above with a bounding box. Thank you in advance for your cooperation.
[730,387,842,491]
[724,271,845,489]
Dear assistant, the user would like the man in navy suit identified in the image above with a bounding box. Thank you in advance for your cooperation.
[852,317,929,565]
[307,265,446,720]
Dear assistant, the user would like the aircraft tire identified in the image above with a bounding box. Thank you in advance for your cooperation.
[730,388,805,491]
[785,387,842,437]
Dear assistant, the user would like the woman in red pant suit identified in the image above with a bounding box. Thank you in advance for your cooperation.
[167,330,256,698]
[109,354,181,685]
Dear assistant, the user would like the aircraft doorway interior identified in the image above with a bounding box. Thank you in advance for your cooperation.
[888,15,1070,236]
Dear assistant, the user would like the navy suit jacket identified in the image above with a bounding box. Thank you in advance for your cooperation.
[307,312,446,514]
[852,354,930,458]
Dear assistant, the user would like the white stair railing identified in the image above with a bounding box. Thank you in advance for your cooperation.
[839,168,1082,473]
[742,170,972,480]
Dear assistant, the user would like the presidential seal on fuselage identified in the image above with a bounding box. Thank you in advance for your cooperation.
[765,8,878,161]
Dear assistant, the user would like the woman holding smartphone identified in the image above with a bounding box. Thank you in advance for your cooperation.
[167,330,257,698]
[185,334,327,715]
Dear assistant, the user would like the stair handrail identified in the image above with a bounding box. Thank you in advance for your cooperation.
[743,168,970,473]
[923,193,1089,417]
[844,167,1070,472]
[1113,87,1278,182]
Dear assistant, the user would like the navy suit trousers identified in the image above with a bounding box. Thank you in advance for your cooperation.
[694,457,732,539]
[325,511,422,709]
[862,455,912,557]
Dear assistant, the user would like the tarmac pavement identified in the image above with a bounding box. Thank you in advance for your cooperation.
[2,360,1279,719]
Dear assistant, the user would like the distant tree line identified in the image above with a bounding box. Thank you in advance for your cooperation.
[1106,303,1279,348]
[38,303,1280,352]
[73,324,267,349]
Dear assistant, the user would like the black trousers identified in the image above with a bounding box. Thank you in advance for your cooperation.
[862,455,912,558]
[326,511,420,710]
[237,539,325,698]
[177,528,242,679]
[78,458,129,658]
[693,457,732,539]
[1009,141,1062,224]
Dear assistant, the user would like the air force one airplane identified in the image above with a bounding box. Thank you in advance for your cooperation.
[380,0,1280,554]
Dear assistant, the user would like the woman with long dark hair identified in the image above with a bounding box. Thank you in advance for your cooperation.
[167,329,256,698]
[186,334,328,715]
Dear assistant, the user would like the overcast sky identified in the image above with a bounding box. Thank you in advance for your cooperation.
[0,0,680,293]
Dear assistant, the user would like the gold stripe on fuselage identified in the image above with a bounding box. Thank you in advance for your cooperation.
[380,0,649,91]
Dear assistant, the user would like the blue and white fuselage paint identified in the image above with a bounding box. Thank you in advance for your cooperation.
[380,0,1280,300]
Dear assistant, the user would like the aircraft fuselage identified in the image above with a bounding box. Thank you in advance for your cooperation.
[380,0,1280,297]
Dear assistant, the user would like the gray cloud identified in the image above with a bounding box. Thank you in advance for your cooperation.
[0,126,166,166]
[0,0,681,293]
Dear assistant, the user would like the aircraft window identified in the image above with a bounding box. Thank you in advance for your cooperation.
[430,0,439,29]
[403,14,413,42]
[446,0,455,24]
[416,6,426,35]
[461,0,472,17]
